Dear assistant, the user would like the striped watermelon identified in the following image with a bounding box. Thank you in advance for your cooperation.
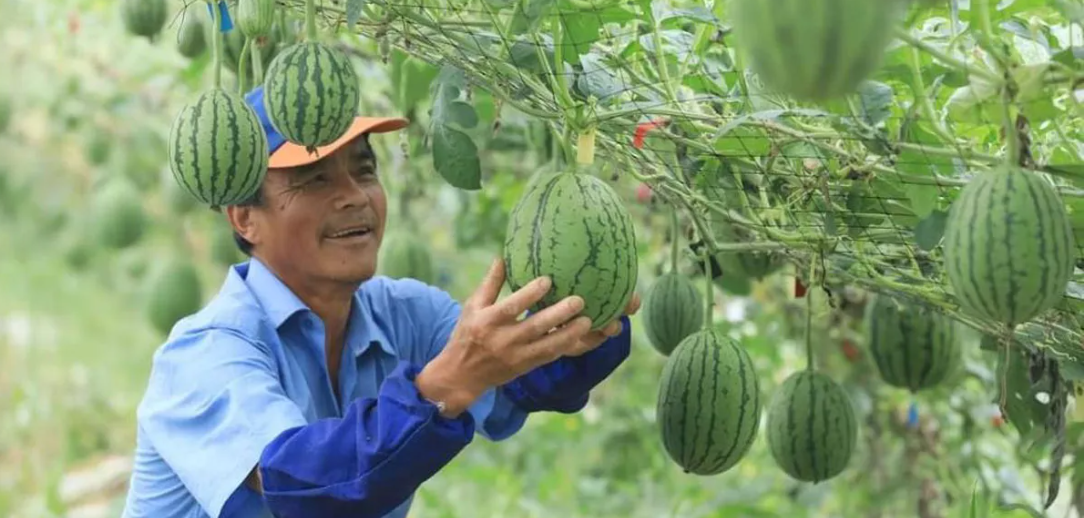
[642,273,703,356]
[237,0,277,38]
[503,171,637,330]
[167,89,269,207]
[728,0,908,101]
[263,41,361,151]
[865,295,961,392]
[120,0,167,40]
[176,5,208,59]
[656,328,762,475]
[943,165,1076,328]
[766,370,857,483]
[380,231,436,285]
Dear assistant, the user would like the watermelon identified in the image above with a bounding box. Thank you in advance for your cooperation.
[167,89,269,207]
[865,295,961,392]
[146,259,204,336]
[176,5,208,59]
[642,273,703,356]
[943,165,1076,328]
[209,221,246,266]
[263,41,361,151]
[120,0,167,40]
[91,178,146,250]
[656,328,762,475]
[237,0,277,38]
[380,231,436,284]
[766,370,857,483]
[503,171,638,330]
[728,0,908,102]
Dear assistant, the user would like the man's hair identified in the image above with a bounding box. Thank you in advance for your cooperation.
[230,134,377,256]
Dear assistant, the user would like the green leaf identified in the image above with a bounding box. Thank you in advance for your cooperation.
[559,6,600,64]
[429,65,482,190]
[908,183,941,219]
[346,0,367,26]
[855,81,894,127]
[574,53,622,102]
[914,209,948,250]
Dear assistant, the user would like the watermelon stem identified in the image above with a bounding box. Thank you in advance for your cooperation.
[305,0,317,41]
[702,251,713,328]
[805,260,815,371]
[251,43,264,84]
[210,0,223,89]
[1000,88,1021,166]
[237,36,252,95]
[669,207,679,274]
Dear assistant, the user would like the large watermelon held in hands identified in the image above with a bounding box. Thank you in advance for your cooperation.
[656,328,762,475]
[263,41,361,152]
[942,165,1076,328]
[728,0,908,102]
[766,370,858,483]
[168,89,269,207]
[641,273,703,356]
[503,171,638,330]
[865,295,961,393]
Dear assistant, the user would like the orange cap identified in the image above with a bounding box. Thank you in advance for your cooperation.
[269,116,410,169]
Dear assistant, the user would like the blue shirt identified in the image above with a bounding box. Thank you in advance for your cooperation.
[121,257,631,518]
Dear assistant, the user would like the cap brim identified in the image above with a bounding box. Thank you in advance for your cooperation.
[268,116,410,169]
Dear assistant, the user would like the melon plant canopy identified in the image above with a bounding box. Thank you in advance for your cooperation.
[274,0,1084,355]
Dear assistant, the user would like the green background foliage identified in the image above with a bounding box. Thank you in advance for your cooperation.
[0,0,1083,517]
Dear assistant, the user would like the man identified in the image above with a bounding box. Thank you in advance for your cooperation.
[120,84,641,518]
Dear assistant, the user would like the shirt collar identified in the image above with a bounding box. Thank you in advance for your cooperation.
[234,258,395,357]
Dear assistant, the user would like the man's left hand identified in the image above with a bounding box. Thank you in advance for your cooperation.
[564,293,641,357]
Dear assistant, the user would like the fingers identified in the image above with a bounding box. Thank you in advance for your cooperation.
[505,294,585,342]
[468,258,507,309]
[624,293,642,316]
[518,316,593,364]
[486,275,554,322]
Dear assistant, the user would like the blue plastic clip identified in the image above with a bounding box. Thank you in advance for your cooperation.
[206,0,234,32]
[907,401,918,429]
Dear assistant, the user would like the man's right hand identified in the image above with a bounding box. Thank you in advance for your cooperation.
[415,257,598,417]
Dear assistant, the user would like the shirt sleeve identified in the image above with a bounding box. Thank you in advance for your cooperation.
[136,327,309,517]
[413,282,529,441]
[501,315,632,413]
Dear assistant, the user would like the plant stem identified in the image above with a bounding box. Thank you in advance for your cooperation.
[703,253,713,328]
[251,44,264,84]
[306,0,317,41]
[238,37,252,95]
[670,207,680,274]
[211,0,222,89]
[894,27,1001,84]
[1001,87,1020,166]
[805,278,814,371]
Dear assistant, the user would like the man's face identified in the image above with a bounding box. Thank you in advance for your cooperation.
[232,135,387,288]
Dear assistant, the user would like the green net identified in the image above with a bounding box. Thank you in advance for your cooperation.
[258,0,1084,359]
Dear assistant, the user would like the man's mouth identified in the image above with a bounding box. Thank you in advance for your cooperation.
[326,225,373,239]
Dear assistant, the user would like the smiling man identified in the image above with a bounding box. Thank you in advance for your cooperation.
[120,85,640,518]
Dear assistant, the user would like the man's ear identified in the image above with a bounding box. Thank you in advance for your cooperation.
[225,204,260,247]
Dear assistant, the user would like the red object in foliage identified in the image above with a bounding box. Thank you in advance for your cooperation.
[794,277,808,298]
[636,183,652,203]
[992,413,1004,428]
[632,119,669,150]
[68,11,80,34]
[841,339,860,362]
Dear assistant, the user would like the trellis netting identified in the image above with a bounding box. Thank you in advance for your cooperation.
[255,0,1084,358]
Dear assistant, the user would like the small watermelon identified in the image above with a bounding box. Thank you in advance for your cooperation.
[120,0,168,40]
[942,165,1076,328]
[766,370,858,483]
[263,41,361,151]
[146,258,204,336]
[237,0,277,38]
[865,295,961,393]
[176,5,208,59]
[380,231,436,284]
[90,178,147,250]
[167,89,269,207]
[656,328,762,475]
[728,0,908,102]
[641,273,703,356]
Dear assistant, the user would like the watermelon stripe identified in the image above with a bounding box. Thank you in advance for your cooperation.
[866,295,959,393]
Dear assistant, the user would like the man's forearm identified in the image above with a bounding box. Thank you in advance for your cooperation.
[251,361,476,518]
